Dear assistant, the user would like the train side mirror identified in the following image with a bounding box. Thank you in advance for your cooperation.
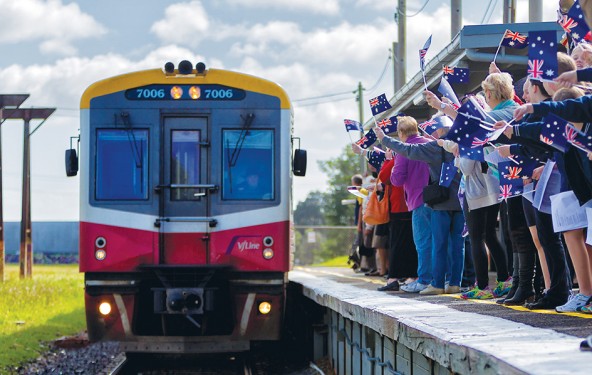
[65,149,78,177]
[293,149,307,177]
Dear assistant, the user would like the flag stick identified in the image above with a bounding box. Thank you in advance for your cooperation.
[456,111,497,127]
[536,77,590,91]
[493,34,505,64]
[488,141,520,165]
[568,140,592,154]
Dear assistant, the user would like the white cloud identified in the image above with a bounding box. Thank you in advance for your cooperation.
[0,0,106,56]
[151,1,210,46]
[226,0,340,15]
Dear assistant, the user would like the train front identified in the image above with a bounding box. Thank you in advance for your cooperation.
[75,61,302,353]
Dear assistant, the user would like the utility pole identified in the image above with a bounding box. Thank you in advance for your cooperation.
[3,107,55,279]
[503,0,517,23]
[356,82,366,174]
[395,0,406,91]
[0,95,29,282]
[451,0,462,39]
[529,0,543,22]
[391,42,398,95]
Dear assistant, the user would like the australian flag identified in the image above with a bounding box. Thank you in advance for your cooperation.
[565,123,592,153]
[419,35,432,71]
[355,128,377,149]
[438,77,461,108]
[561,0,592,43]
[539,113,569,152]
[446,97,490,148]
[419,116,453,136]
[501,29,529,49]
[376,116,398,134]
[510,154,540,179]
[528,30,558,80]
[439,161,458,188]
[368,148,386,171]
[369,94,392,116]
[344,119,362,132]
[443,66,469,83]
[458,145,486,161]
[498,161,525,199]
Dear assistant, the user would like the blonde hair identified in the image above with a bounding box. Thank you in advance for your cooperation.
[481,72,514,102]
[397,116,419,138]
[571,43,592,68]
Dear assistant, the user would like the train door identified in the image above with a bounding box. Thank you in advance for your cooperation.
[159,117,213,264]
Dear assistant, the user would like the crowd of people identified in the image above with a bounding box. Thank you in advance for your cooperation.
[346,0,592,351]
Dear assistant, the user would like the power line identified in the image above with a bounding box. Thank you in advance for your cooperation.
[480,0,497,24]
[366,55,391,93]
[293,90,354,103]
[293,96,354,108]
[398,0,431,18]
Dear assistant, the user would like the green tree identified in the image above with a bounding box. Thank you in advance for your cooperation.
[294,192,325,225]
[317,144,363,226]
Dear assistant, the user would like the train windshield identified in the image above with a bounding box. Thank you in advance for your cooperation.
[222,130,274,200]
[95,129,149,200]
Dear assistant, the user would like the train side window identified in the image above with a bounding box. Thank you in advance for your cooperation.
[222,130,274,200]
[95,129,149,200]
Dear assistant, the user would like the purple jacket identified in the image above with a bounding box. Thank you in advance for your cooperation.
[390,134,431,211]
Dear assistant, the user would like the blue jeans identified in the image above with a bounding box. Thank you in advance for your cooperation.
[431,210,465,289]
[412,204,433,285]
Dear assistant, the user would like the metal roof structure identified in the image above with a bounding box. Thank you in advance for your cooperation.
[364,21,564,129]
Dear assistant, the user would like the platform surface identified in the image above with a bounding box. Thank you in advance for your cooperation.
[290,266,592,375]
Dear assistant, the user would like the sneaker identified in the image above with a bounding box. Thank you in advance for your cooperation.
[419,284,445,295]
[445,285,460,294]
[401,281,428,293]
[461,286,494,300]
[492,277,513,298]
[581,303,592,313]
[555,293,591,313]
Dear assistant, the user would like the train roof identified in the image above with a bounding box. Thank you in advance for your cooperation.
[80,67,291,109]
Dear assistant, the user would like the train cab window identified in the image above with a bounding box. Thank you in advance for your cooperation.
[96,129,149,200]
[171,130,201,201]
[222,130,274,200]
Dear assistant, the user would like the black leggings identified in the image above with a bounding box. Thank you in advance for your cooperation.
[465,201,508,289]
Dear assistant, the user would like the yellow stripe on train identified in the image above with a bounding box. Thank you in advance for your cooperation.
[80,68,291,109]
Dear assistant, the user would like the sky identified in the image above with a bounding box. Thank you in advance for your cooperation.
[0,0,557,221]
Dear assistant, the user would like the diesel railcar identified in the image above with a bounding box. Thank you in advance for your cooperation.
[67,60,306,353]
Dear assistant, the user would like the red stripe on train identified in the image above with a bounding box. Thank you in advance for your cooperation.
[80,221,290,272]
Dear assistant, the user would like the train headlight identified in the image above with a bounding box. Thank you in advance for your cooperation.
[95,249,107,261]
[258,301,272,315]
[170,86,183,99]
[263,248,274,260]
[95,237,106,248]
[99,302,112,316]
[189,86,201,99]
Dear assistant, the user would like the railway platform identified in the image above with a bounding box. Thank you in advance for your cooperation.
[289,266,592,375]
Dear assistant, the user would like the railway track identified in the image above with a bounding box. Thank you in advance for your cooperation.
[108,352,257,375]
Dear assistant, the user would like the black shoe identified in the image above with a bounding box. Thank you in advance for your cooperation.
[378,281,400,291]
[525,297,561,310]
[504,287,535,306]
[580,336,592,351]
[365,269,378,276]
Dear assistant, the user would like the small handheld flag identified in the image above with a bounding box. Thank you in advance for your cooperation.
[560,0,592,44]
[565,123,592,153]
[539,113,569,152]
[344,119,362,132]
[527,30,558,80]
[498,161,525,199]
[369,94,392,116]
[355,129,377,149]
[375,116,398,134]
[501,29,529,49]
[368,149,386,171]
[438,78,461,108]
[442,66,469,83]
[439,161,458,188]
[419,116,453,136]
[419,35,432,90]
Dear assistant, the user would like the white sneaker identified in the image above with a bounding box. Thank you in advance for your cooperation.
[401,281,428,293]
[555,293,590,312]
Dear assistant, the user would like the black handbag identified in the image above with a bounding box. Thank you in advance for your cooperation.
[422,183,450,206]
[422,148,450,206]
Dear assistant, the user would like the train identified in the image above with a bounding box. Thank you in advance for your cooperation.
[67,60,306,353]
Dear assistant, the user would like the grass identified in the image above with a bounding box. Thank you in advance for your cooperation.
[312,255,350,267]
[0,264,86,371]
